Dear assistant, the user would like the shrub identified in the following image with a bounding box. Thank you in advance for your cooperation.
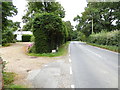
[88,30,120,46]
[22,34,32,42]
[2,30,14,46]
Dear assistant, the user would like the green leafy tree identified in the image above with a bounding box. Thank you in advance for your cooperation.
[74,2,120,37]
[2,2,18,45]
[64,21,74,41]
[22,1,65,31]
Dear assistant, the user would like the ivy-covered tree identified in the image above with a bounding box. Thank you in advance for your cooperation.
[2,2,18,45]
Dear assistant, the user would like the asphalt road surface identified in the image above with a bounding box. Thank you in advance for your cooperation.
[70,41,118,88]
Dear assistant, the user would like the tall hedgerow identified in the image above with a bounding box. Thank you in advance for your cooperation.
[32,13,67,53]
[88,30,120,46]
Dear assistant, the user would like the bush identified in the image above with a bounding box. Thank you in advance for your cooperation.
[32,13,67,53]
[2,30,14,46]
[22,34,32,42]
[88,30,120,46]
[30,35,35,42]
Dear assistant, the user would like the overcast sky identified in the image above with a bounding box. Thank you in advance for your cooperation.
[12,0,87,28]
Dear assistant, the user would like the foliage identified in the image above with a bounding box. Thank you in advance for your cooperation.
[32,13,67,53]
[2,30,15,46]
[88,30,120,46]
[64,21,74,41]
[2,2,18,46]
[22,34,32,42]
[22,1,65,31]
[30,35,35,42]
[77,32,86,41]
[3,72,16,86]
[8,84,25,89]
[11,22,21,31]
[71,30,78,40]
[28,42,70,57]
[22,21,32,31]
[74,2,120,37]
[2,60,25,89]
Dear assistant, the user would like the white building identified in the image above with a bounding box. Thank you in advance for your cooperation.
[13,30,33,41]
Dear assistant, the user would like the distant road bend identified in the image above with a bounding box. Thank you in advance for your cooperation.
[70,41,118,88]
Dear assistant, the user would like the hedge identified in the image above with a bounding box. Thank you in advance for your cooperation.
[22,34,32,42]
[32,13,67,53]
[88,30,120,46]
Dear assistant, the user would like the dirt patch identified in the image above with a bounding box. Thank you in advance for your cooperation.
[0,42,64,87]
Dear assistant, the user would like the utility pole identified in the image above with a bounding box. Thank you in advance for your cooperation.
[92,18,94,34]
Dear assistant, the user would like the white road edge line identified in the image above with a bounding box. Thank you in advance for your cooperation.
[69,45,70,53]
[71,85,75,88]
[88,44,119,55]
[70,66,72,74]
[69,58,71,62]
[86,49,102,58]
[44,65,48,66]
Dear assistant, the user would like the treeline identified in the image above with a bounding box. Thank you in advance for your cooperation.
[74,2,120,47]
[22,1,74,53]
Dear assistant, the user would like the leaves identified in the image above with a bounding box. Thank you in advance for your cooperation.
[2,2,18,45]
[22,1,65,31]
[74,2,120,37]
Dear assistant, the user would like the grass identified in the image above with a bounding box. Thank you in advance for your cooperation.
[3,72,26,89]
[87,42,119,53]
[2,43,11,47]
[28,41,70,57]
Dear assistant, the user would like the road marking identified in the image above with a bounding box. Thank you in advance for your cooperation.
[71,85,75,88]
[69,45,71,53]
[88,44,119,55]
[70,66,72,74]
[86,49,102,58]
[44,65,48,67]
[69,58,71,62]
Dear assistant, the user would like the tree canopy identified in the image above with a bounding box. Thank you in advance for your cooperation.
[74,2,120,37]
[2,2,18,45]
[22,1,65,31]
[64,21,74,41]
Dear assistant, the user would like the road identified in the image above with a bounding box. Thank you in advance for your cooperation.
[70,41,118,88]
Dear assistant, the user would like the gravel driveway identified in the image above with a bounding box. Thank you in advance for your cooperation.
[0,42,66,87]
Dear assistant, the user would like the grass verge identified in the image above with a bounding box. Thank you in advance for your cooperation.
[28,41,70,57]
[87,43,119,53]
